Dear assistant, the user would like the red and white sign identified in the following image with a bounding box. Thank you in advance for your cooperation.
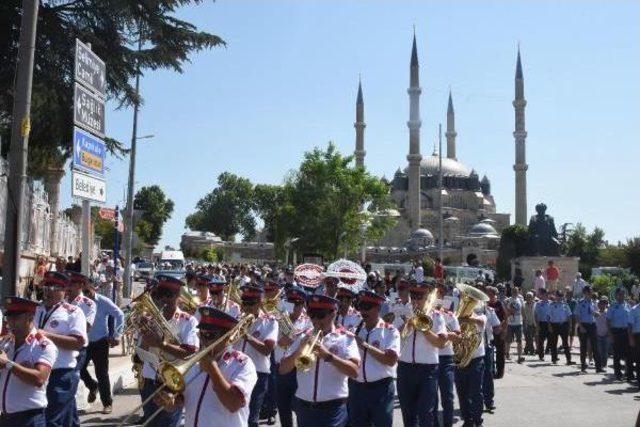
[98,207,117,221]
[294,263,324,288]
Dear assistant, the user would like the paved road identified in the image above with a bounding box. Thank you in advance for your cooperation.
[80,349,639,427]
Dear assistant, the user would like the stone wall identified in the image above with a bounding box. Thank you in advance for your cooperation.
[511,256,580,292]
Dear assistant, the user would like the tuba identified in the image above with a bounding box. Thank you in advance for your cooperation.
[401,289,438,340]
[128,292,181,360]
[294,330,323,371]
[453,283,489,368]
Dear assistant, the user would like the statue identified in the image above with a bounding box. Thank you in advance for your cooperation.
[527,203,560,256]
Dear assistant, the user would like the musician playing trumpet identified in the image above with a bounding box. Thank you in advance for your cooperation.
[193,275,241,321]
[279,294,360,427]
[154,307,258,427]
[138,275,199,427]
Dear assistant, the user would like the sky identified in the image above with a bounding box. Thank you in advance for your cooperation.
[60,0,640,249]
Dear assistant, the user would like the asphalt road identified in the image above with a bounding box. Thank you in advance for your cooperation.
[80,348,639,427]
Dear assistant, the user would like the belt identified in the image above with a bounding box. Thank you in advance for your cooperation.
[0,408,45,420]
[297,398,346,409]
[349,377,393,388]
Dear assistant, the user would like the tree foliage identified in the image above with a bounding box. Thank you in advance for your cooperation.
[253,184,283,242]
[496,225,529,280]
[133,185,174,246]
[63,204,117,249]
[185,172,256,241]
[624,237,640,277]
[0,0,225,177]
[563,223,605,278]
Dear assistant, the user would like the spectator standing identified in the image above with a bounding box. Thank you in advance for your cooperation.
[486,286,507,378]
[572,273,588,297]
[522,292,537,356]
[595,296,610,368]
[565,288,578,350]
[506,286,525,363]
[533,270,546,296]
[434,258,444,281]
[545,261,560,293]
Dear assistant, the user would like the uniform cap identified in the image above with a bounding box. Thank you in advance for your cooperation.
[198,306,238,331]
[358,290,385,306]
[240,284,264,300]
[156,274,185,292]
[264,279,280,292]
[336,287,357,298]
[195,275,211,286]
[65,271,90,285]
[285,286,307,302]
[306,294,338,310]
[42,271,70,289]
[4,296,39,315]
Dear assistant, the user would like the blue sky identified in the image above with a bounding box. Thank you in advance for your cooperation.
[60,0,640,249]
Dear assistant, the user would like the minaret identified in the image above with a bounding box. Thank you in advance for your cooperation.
[354,78,366,167]
[407,32,423,231]
[446,90,457,159]
[513,47,528,226]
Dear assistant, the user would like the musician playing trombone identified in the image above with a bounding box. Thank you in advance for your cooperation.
[279,294,360,427]
[137,275,199,427]
[154,307,258,427]
[193,275,241,321]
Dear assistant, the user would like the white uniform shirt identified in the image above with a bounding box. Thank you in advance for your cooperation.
[182,347,257,427]
[234,313,278,374]
[274,313,311,363]
[285,327,360,402]
[483,306,500,344]
[69,294,97,328]
[390,298,413,330]
[439,310,460,357]
[470,314,488,359]
[399,311,446,365]
[35,301,87,369]
[141,308,199,379]
[354,319,400,383]
[336,308,362,332]
[0,330,58,414]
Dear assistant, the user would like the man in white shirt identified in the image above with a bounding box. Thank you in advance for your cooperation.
[478,301,501,412]
[335,287,362,332]
[434,294,460,427]
[397,280,447,427]
[0,297,58,426]
[348,290,400,427]
[572,273,588,297]
[34,271,87,427]
[280,295,360,427]
[388,277,413,330]
[505,286,525,364]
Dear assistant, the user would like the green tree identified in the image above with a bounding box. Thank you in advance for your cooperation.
[496,225,529,280]
[253,184,283,241]
[274,143,394,259]
[625,237,640,276]
[564,223,605,278]
[133,185,174,245]
[1,1,225,177]
[185,172,256,241]
[63,204,118,249]
[200,248,221,263]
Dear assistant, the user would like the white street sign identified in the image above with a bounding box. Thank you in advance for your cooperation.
[72,170,106,203]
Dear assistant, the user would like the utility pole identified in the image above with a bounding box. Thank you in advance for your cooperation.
[2,0,40,300]
[438,124,444,261]
[123,31,143,299]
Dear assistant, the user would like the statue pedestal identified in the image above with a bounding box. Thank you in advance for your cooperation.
[511,256,580,292]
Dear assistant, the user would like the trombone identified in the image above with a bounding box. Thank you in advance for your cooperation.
[118,314,255,427]
[294,330,323,371]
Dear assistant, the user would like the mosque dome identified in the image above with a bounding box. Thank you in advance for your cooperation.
[468,222,499,237]
[418,155,472,177]
[405,228,434,251]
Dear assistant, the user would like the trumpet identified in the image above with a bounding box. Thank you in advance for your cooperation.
[178,286,201,315]
[401,289,437,340]
[294,330,323,371]
[262,288,283,313]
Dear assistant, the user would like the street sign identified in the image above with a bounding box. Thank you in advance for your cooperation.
[74,83,105,137]
[98,207,117,221]
[75,39,106,96]
[73,127,105,175]
[72,170,106,203]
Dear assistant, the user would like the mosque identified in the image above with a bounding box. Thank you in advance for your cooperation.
[356,35,529,266]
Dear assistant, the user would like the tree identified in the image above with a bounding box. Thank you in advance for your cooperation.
[185,172,256,241]
[495,225,529,280]
[625,237,640,277]
[133,185,174,246]
[274,143,394,259]
[564,223,605,278]
[63,204,117,249]
[1,1,225,177]
[252,184,283,241]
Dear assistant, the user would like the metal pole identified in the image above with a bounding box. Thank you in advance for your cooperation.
[81,199,90,274]
[123,32,142,299]
[438,123,443,261]
[1,0,40,300]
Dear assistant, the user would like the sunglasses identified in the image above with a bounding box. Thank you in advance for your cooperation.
[307,310,330,320]
[156,288,178,298]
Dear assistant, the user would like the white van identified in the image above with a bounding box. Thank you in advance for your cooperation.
[159,250,186,271]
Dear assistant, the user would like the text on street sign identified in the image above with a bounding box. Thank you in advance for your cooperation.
[75,39,107,96]
[72,170,107,203]
[73,127,105,175]
[74,83,105,137]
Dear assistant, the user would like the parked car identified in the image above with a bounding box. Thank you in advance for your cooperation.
[134,261,154,281]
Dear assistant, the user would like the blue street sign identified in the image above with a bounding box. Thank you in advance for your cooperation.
[73,126,106,176]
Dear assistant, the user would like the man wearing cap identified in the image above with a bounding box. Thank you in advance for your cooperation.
[155,306,258,427]
[137,274,199,427]
[206,276,242,320]
[607,287,633,381]
[433,289,460,427]
[348,290,400,427]
[194,274,213,308]
[283,268,297,290]
[576,286,603,373]
[234,285,278,427]
[275,286,311,427]
[389,278,413,330]
[280,294,360,427]
[534,289,551,361]
[396,281,447,427]
[315,276,339,298]
[79,275,124,414]
[0,297,58,426]
[34,271,87,427]
[547,290,574,365]
[335,287,362,333]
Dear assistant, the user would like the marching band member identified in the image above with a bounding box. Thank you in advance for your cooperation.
[138,274,199,427]
[275,286,311,427]
[434,294,460,427]
[389,277,413,330]
[0,297,57,426]
[263,277,282,425]
[34,271,87,427]
[335,287,362,332]
[280,295,360,427]
[234,285,278,427]
[396,280,447,427]
[194,275,213,307]
[212,276,242,319]
[316,276,339,298]
[454,303,487,427]
[154,307,258,427]
[348,290,400,427]
[283,267,297,290]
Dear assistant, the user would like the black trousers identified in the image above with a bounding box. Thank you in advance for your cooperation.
[578,323,601,369]
[537,322,549,360]
[549,322,571,363]
[631,334,640,383]
[492,336,505,378]
[80,338,113,406]
[611,328,633,380]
